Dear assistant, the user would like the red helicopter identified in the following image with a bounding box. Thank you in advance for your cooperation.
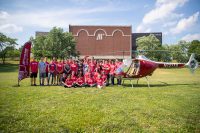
[115,53,199,87]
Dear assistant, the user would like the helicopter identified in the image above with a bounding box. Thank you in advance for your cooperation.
[115,52,199,88]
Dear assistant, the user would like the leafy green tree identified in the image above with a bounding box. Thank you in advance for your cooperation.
[136,34,161,60]
[188,40,200,62]
[7,48,20,60]
[170,40,189,62]
[33,27,76,59]
[0,33,17,64]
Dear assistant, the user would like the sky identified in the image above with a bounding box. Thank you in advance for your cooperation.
[0,0,200,47]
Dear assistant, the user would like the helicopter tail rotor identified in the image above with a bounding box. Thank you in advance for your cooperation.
[186,53,199,73]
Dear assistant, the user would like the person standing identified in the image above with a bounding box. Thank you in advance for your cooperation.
[44,57,49,85]
[57,60,64,85]
[102,60,110,86]
[49,61,56,85]
[30,57,38,86]
[38,57,46,86]
[109,60,116,85]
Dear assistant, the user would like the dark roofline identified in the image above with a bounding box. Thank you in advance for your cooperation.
[69,24,132,27]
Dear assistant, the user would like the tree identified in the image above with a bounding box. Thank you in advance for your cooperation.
[170,40,189,62]
[136,34,161,60]
[188,40,200,62]
[33,27,77,59]
[0,33,17,64]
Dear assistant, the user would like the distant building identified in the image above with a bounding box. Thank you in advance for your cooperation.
[132,32,162,50]
[69,25,132,59]
[35,31,48,37]
[35,26,162,59]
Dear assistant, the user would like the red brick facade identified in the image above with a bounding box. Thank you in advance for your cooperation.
[69,25,132,59]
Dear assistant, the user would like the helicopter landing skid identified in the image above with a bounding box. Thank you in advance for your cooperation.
[122,76,150,88]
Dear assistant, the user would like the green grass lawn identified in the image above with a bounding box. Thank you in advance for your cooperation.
[0,62,200,132]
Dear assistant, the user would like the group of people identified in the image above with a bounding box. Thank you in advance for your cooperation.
[30,57,124,89]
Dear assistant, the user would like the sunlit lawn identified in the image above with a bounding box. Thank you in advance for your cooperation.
[0,61,200,132]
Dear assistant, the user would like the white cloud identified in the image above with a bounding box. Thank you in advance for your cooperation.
[0,11,23,34]
[143,0,188,24]
[170,12,199,34]
[136,24,151,32]
[0,5,128,31]
[181,33,200,42]
[0,24,23,34]
[136,0,188,33]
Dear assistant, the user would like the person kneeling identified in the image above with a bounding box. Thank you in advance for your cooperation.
[96,74,105,89]
[63,75,73,88]
[76,71,85,87]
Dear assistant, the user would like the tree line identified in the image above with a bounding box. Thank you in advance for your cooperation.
[0,27,200,64]
[136,34,200,62]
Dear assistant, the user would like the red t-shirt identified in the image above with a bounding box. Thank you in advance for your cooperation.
[93,72,99,82]
[65,78,73,87]
[87,77,95,86]
[57,63,63,73]
[102,63,110,74]
[76,77,85,86]
[49,63,56,73]
[45,62,49,73]
[102,74,107,83]
[89,62,96,73]
[71,75,77,83]
[84,72,91,81]
[30,61,38,73]
[70,63,78,72]
[109,64,116,75]
[96,78,103,86]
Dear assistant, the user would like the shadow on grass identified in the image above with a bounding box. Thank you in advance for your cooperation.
[0,63,18,73]
[122,83,191,88]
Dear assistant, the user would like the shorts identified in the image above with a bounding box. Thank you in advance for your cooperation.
[40,73,46,78]
[30,72,37,78]
[46,72,48,77]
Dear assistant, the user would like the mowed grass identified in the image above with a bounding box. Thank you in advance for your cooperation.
[0,62,200,132]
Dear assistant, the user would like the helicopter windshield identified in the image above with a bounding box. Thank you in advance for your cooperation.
[126,60,140,77]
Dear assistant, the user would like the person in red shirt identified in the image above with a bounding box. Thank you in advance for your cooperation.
[52,57,58,85]
[64,75,73,88]
[89,58,96,75]
[70,60,78,75]
[49,60,56,85]
[57,60,63,85]
[109,60,116,85]
[101,71,107,86]
[76,71,85,87]
[87,76,96,87]
[96,74,105,89]
[44,57,49,85]
[71,71,77,87]
[30,57,39,86]
[115,59,123,85]
[93,68,99,83]
[84,69,91,85]
[102,60,110,86]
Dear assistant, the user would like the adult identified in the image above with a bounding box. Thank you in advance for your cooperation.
[30,57,38,86]
[38,57,46,86]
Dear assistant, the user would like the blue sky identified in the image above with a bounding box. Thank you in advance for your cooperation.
[0,0,200,47]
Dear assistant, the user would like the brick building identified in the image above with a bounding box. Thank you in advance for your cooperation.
[69,25,132,59]
[35,25,162,59]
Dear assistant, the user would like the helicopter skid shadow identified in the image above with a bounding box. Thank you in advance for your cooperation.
[122,83,191,88]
